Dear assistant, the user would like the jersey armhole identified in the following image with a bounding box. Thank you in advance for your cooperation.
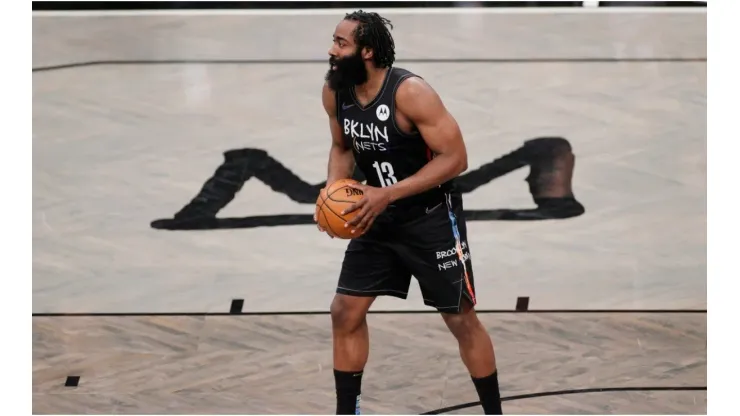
[334,89,341,120]
[390,74,422,139]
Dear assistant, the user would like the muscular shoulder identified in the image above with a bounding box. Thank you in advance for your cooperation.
[322,81,337,117]
[395,76,445,122]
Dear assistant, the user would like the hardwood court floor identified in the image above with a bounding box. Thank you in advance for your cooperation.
[32,312,706,414]
[32,9,707,415]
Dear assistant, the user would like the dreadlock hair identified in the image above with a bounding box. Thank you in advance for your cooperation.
[344,10,396,68]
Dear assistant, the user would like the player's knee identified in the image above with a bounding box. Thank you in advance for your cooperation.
[330,295,368,334]
[442,305,483,342]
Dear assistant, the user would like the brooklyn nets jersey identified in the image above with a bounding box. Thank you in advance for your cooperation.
[335,67,455,212]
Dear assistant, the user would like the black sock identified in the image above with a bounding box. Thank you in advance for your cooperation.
[334,369,363,415]
[471,370,503,415]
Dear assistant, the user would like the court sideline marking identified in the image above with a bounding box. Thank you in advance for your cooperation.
[31,56,706,73]
[32,309,707,317]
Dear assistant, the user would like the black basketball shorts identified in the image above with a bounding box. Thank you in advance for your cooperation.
[336,192,476,313]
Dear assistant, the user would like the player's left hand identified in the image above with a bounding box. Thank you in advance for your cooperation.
[341,184,391,233]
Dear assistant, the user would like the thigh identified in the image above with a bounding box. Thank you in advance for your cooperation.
[396,193,476,312]
[337,230,412,299]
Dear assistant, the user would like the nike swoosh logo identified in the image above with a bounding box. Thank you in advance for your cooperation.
[426,203,443,214]
[342,103,354,110]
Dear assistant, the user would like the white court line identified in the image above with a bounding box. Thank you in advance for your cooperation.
[32,6,707,18]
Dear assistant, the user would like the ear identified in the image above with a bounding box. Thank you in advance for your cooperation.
[361,47,374,61]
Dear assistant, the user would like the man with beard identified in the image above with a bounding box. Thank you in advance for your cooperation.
[314,10,503,415]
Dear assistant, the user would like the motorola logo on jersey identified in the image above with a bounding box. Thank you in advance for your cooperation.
[376,104,390,122]
[344,118,389,152]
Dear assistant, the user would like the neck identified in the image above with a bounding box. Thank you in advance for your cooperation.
[354,66,389,97]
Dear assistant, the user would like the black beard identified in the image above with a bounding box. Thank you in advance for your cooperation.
[325,51,368,92]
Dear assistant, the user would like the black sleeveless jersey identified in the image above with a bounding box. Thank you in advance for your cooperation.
[335,67,455,212]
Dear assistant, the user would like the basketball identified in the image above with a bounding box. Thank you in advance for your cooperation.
[316,178,366,239]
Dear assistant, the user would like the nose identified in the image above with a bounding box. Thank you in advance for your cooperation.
[328,43,339,57]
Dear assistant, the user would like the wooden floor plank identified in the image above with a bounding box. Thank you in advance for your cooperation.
[33,313,706,414]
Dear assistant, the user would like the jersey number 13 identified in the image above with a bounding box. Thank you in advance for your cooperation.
[372,161,398,187]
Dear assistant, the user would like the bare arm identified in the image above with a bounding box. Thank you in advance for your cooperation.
[386,77,468,203]
[322,82,355,185]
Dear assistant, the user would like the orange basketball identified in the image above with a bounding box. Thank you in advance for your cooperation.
[316,178,366,239]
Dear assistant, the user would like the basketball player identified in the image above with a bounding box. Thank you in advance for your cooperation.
[314,11,503,415]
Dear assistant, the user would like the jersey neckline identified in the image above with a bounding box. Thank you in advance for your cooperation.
[349,67,394,111]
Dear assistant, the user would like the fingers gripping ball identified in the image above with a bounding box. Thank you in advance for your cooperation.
[316,179,365,239]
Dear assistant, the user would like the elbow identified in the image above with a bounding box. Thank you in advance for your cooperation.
[456,153,468,175]
[442,151,466,178]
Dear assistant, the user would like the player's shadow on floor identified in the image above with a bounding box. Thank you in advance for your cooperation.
[151,137,586,230]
